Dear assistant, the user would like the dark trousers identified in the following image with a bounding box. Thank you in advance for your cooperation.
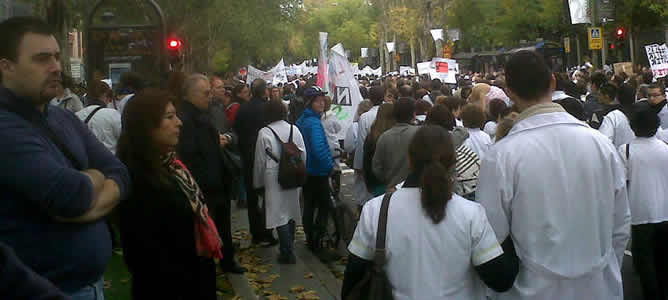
[242,173,270,240]
[208,194,235,266]
[277,220,296,256]
[302,175,331,251]
[632,221,668,300]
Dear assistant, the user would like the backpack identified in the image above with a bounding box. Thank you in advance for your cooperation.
[265,125,308,189]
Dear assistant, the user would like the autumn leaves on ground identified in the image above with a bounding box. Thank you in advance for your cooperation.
[104,224,345,300]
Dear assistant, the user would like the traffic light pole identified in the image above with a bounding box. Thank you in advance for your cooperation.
[590,0,600,69]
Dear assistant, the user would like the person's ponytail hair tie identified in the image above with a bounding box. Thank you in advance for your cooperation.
[409,126,457,224]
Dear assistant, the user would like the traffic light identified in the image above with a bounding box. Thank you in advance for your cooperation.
[609,43,616,50]
[615,27,626,40]
[166,38,183,66]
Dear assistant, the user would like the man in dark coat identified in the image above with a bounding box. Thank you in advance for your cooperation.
[177,74,245,273]
[233,78,277,245]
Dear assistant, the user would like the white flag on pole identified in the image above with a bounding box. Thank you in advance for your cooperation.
[327,43,363,139]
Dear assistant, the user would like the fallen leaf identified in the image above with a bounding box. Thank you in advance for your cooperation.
[289,285,306,293]
[304,272,314,279]
[263,290,274,296]
[297,290,320,300]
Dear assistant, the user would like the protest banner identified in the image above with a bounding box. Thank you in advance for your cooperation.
[246,65,273,85]
[328,43,363,139]
[270,59,288,84]
[645,43,668,79]
[399,66,416,76]
[317,32,330,93]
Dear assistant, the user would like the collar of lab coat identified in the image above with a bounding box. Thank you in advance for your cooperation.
[509,102,586,137]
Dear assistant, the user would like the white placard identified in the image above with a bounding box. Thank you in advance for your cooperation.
[361,48,368,58]
[430,29,444,41]
[430,58,459,84]
[417,62,432,76]
[386,42,396,53]
[645,43,668,79]
[447,29,461,41]
[568,0,590,24]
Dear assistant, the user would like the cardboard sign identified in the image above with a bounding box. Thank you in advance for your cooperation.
[613,62,634,77]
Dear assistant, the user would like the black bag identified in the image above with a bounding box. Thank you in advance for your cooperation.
[345,192,395,300]
[265,125,307,189]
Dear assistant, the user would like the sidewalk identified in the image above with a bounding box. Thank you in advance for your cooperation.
[227,206,344,300]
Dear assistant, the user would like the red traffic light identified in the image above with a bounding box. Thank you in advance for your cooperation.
[609,43,616,50]
[615,27,626,39]
[167,39,182,50]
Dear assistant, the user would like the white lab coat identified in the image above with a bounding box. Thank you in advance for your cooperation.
[253,120,305,229]
[349,190,503,300]
[344,122,358,154]
[658,128,668,143]
[659,103,668,129]
[353,105,379,170]
[599,109,635,147]
[618,137,668,225]
[483,121,497,140]
[75,105,122,154]
[477,109,630,300]
[463,128,492,159]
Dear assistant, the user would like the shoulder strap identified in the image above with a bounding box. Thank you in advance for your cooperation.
[288,124,294,143]
[0,102,83,170]
[266,125,284,143]
[84,106,105,124]
[373,192,393,268]
[626,144,630,160]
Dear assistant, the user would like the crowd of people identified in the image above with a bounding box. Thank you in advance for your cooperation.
[1,16,668,300]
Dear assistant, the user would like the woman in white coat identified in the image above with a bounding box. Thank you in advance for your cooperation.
[619,103,668,300]
[253,101,306,264]
[599,84,636,147]
[343,126,518,300]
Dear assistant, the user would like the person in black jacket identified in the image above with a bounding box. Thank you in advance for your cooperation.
[176,74,246,274]
[117,89,221,299]
[234,78,277,245]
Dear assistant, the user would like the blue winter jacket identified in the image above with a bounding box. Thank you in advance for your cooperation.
[296,108,334,176]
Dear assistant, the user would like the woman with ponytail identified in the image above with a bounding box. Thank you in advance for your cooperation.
[342,126,519,300]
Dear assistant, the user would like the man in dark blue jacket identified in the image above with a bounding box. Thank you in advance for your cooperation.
[0,17,130,299]
[296,86,335,257]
